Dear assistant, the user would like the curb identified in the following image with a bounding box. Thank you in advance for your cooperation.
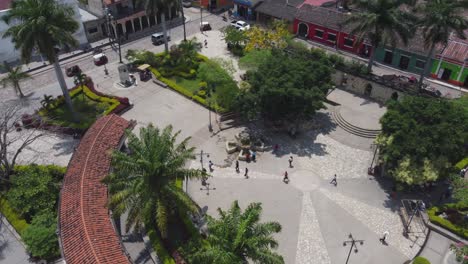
[0,212,25,248]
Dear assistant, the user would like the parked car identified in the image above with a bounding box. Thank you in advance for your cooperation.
[233,20,250,31]
[151,32,171,45]
[200,21,211,31]
[65,65,81,77]
[182,0,192,7]
[93,53,108,66]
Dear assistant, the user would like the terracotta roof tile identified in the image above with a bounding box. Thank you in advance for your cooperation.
[59,114,132,264]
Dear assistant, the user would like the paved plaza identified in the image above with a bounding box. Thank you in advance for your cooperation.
[0,12,439,264]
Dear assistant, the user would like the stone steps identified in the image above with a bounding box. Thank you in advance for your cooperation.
[331,107,381,138]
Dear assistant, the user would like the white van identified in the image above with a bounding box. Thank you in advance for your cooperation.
[151,32,170,45]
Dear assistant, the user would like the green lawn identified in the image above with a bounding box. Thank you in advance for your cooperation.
[41,94,111,129]
[168,76,201,94]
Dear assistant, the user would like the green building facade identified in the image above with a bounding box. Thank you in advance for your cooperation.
[430,60,468,87]
[373,46,432,75]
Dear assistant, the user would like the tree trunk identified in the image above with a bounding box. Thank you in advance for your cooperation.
[52,58,78,122]
[15,83,24,98]
[418,44,435,91]
[161,12,169,53]
[367,45,377,73]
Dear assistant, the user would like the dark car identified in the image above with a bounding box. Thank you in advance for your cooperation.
[65,65,81,77]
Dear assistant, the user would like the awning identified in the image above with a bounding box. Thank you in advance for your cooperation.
[137,64,150,71]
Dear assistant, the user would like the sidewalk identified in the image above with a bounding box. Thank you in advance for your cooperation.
[296,38,468,96]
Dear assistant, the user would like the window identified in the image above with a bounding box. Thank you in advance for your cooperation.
[87,27,98,34]
[315,29,324,39]
[344,38,354,47]
[415,59,426,69]
[399,55,410,69]
[327,33,337,42]
[384,50,393,64]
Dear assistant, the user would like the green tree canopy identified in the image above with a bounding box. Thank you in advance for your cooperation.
[198,60,239,110]
[378,96,468,185]
[236,49,333,122]
[21,210,60,260]
[7,165,65,221]
[189,201,284,264]
[102,124,205,238]
[345,0,416,72]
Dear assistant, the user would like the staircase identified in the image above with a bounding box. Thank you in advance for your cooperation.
[331,107,381,138]
[217,112,242,131]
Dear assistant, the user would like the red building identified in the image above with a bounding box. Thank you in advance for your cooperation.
[293,4,372,58]
[199,0,233,12]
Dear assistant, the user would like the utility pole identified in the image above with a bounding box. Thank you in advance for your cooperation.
[179,0,186,41]
[200,0,203,32]
[343,234,364,264]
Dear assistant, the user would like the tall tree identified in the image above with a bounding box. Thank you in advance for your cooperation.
[138,0,178,52]
[0,63,31,98]
[190,201,284,264]
[2,0,79,120]
[102,124,205,238]
[345,0,415,72]
[417,0,467,89]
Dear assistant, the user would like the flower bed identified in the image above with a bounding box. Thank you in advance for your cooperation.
[428,203,468,239]
[21,79,132,135]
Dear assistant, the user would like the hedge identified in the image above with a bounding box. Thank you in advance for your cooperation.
[147,227,175,264]
[455,158,468,170]
[150,67,227,113]
[0,197,29,234]
[413,256,430,264]
[427,206,468,239]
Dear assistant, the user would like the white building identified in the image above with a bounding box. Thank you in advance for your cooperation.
[0,0,88,64]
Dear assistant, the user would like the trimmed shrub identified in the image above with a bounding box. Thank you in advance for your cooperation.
[427,206,468,239]
[413,256,430,264]
[0,197,29,234]
[21,210,60,260]
[455,158,468,170]
[197,90,207,98]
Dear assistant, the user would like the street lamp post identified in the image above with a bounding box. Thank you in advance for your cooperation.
[107,13,123,64]
[343,234,364,264]
[179,0,186,41]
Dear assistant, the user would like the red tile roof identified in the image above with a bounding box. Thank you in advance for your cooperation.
[435,31,468,65]
[59,114,132,264]
[0,0,13,11]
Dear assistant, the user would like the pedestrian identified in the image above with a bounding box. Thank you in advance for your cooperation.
[283,171,289,183]
[252,151,256,162]
[379,231,389,243]
[330,174,337,186]
[208,160,213,172]
[204,39,208,48]
[235,160,239,173]
[288,156,293,168]
[244,167,249,179]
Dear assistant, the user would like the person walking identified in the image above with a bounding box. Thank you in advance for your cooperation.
[330,174,337,186]
[252,151,256,162]
[288,156,293,168]
[235,160,239,173]
[204,39,208,48]
[380,231,389,243]
[208,160,214,172]
[283,171,289,183]
[244,167,249,179]
[273,144,279,153]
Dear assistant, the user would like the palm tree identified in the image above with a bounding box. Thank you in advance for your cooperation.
[191,201,284,264]
[0,63,31,98]
[138,0,179,52]
[417,0,467,89]
[102,124,205,238]
[345,0,416,72]
[2,0,79,120]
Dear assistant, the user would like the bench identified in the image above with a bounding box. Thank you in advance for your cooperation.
[153,79,168,88]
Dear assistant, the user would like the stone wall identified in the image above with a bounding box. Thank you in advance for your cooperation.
[332,71,408,103]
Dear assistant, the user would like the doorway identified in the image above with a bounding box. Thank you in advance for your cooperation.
[399,55,410,70]
[441,68,452,81]
[298,23,309,38]
[384,50,393,64]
